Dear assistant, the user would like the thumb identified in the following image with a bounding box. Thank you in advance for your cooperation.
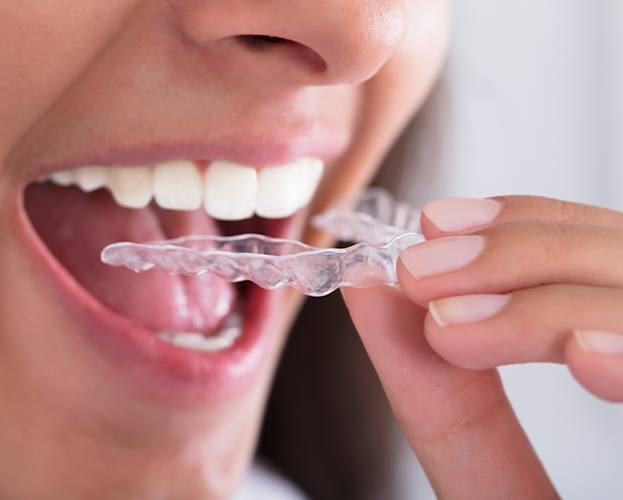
[342,285,557,499]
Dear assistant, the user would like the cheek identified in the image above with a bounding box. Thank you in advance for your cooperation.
[399,0,449,98]
[0,2,135,161]
[317,85,363,138]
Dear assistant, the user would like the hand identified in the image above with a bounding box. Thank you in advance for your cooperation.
[343,195,623,498]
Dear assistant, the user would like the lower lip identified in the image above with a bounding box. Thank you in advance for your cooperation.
[12,190,280,404]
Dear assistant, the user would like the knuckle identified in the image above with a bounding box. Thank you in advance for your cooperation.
[553,198,590,225]
[532,220,576,260]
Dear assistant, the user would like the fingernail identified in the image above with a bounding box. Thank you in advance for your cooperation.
[400,235,486,279]
[424,198,502,232]
[574,330,623,355]
[429,294,511,327]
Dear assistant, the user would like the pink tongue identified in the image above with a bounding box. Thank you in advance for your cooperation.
[25,184,236,334]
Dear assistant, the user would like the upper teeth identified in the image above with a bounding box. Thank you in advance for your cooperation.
[45,158,324,220]
[109,166,153,209]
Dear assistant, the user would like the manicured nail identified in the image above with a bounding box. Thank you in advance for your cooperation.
[574,330,623,355]
[424,198,502,232]
[429,294,511,327]
[400,235,486,279]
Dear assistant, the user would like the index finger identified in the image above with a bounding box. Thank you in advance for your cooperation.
[421,196,623,238]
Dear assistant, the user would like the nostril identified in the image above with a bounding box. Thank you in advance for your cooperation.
[234,34,328,74]
[238,34,289,47]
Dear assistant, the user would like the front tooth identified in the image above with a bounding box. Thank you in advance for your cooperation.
[108,166,153,208]
[255,158,325,218]
[74,166,108,192]
[50,170,74,186]
[157,331,238,352]
[296,158,324,209]
[204,161,257,220]
[154,160,203,210]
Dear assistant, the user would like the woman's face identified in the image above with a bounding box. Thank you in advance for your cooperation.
[0,1,447,497]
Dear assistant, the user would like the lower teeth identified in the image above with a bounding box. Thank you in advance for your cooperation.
[156,306,242,353]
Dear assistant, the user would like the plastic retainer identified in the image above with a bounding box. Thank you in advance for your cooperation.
[101,188,425,297]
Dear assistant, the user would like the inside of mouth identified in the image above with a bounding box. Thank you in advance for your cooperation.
[23,182,287,337]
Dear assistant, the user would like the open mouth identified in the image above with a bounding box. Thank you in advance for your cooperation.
[21,157,323,389]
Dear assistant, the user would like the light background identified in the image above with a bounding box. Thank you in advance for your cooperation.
[388,1,623,498]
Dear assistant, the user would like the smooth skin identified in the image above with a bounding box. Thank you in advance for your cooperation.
[0,1,449,498]
[2,0,618,497]
[345,196,623,498]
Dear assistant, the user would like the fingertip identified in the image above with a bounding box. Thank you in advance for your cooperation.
[420,211,447,239]
[428,301,447,327]
[421,197,503,237]
[565,338,623,402]
[423,313,492,370]
[396,258,432,308]
[396,234,487,307]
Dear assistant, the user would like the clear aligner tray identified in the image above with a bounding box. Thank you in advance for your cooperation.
[101,188,425,297]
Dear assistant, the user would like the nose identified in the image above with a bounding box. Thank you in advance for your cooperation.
[174,0,407,85]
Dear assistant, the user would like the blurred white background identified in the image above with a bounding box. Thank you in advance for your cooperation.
[390,1,623,498]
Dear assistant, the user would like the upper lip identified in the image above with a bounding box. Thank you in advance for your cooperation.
[22,132,348,183]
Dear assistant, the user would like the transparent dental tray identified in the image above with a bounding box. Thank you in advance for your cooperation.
[101,188,425,297]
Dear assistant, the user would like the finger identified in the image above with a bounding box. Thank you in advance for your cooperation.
[342,286,557,498]
[420,196,623,238]
[567,331,623,402]
[397,220,623,307]
[423,285,623,401]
